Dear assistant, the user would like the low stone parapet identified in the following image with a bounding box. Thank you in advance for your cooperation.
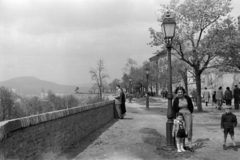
[0,100,115,160]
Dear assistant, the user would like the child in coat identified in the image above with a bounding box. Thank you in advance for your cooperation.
[221,105,238,151]
[172,112,188,153]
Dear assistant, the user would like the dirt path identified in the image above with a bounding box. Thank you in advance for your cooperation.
[55,98,240,160]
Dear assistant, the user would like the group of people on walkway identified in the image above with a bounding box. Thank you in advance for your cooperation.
[172,86,238,153]
[161,90,168,99]
[211,85,240,110]
[191,85,240,110]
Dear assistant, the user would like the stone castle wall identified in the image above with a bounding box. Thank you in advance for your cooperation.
[0,100,115,160]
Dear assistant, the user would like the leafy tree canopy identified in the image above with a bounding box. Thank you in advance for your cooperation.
[148,0,235,111]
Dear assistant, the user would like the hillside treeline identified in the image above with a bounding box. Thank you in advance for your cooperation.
[0,86,102,122]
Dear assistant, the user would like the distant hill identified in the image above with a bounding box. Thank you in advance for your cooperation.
[0,76,91,96]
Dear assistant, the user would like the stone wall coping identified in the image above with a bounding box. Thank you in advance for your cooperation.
[0,100,115,140]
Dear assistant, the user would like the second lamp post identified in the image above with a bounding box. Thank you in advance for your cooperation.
[145,68,150,109]
[129,78,132,103]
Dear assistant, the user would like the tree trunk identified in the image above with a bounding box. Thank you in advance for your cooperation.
[99,87,102,99]
[184,80,188,95]
[195,72,203,112]
[183,68,188,95]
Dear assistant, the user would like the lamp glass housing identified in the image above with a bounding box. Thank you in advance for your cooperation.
[161,12,176,39]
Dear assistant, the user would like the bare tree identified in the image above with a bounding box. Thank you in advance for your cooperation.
[91,84,98,93]
[90,60,109,99]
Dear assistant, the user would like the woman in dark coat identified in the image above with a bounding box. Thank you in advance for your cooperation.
[120,88,126,116]
[173,86,194,152]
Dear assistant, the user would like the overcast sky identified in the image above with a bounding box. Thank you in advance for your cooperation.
[0,0,240,86]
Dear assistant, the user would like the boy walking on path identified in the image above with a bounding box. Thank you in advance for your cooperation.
[221,106,238,151]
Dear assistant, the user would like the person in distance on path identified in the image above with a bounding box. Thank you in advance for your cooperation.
[212,91,217,108]
[216,86,224,110]
[202,87,210,106]
[224,87,233,106]
[233,85,240,110]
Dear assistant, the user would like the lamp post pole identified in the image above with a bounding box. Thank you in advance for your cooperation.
[129,79,132,93]
[166,42,175,148]
[129,79,132,103]
[161,11,176,149]
[145,68,150,109]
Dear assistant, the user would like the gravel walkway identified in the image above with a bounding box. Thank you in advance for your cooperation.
[54,97,240,160]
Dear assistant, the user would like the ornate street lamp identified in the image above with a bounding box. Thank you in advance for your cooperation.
[161,11,176,149]
[145,68,150,109]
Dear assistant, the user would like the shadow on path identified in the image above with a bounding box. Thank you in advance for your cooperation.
[227,142,240,150]
[138,128,195,159]
[58,119,118,160]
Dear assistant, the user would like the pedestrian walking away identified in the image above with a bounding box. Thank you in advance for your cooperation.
[233,85,240,110]
[203,87,210,106]
[173,86,194,152]
[224,87,233,106]
[221,105,238,151]
[212,91,217,107]
[216,86,224,110]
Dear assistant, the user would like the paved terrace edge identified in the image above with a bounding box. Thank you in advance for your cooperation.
[0,100,115,140]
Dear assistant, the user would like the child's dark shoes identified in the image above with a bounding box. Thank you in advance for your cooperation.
[234,146,238,151]
[223,144,227,150]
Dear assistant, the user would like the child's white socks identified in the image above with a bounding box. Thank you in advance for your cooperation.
[177,143,182,152]
[180,143,186,152]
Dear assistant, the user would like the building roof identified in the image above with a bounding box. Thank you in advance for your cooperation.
[149,51,167,62]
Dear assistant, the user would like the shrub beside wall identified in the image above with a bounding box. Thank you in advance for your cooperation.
[0,100,115,160]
